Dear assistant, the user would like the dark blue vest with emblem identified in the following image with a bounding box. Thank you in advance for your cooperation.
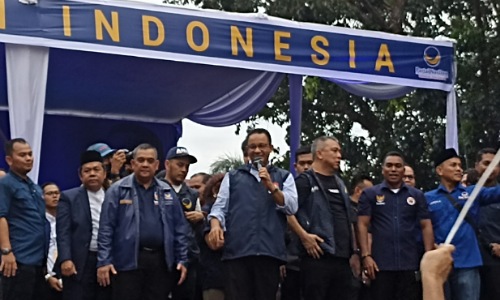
[222,165,290,262]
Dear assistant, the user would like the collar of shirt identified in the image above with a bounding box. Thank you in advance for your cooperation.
[45,212,56,224]
[171,184,182,193]
[87,188,105,198]
[380,180,408,192]
[436,183,465,194]
[133,176,157,191]
[8,170,33,185]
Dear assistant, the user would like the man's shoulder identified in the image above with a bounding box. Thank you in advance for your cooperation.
[406,185,425,197]
[424,188,438,198]
[179,182,197,195]
[0,173,13,189]
[154,177,175,191]
[62,186,85,199]
[0,172,22,188]
[364,183,383,195]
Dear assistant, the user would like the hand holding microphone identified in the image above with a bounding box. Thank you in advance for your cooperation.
[253,157,274,191]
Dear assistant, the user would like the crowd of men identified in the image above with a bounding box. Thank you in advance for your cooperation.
[0,129,498,300]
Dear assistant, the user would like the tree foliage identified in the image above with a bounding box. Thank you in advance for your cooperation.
[210,154,244,173]
[178,0,500,189]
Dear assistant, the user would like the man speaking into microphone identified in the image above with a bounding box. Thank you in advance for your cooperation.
[207,128,298,300]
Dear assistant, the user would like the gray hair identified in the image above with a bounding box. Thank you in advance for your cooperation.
[132,143,158,159]
[311,136,339,160]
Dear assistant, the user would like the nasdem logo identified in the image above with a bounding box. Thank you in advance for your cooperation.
[423,46,441,67]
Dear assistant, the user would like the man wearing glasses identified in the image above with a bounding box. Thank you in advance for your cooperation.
[207,128,298,300]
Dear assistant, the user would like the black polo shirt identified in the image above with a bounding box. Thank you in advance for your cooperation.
[358,181,429,271]
[135,179,164,249]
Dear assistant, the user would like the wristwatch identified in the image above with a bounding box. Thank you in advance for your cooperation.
[1,248,12,255]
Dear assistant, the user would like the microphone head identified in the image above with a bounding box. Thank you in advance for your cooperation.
[252,156,263,169]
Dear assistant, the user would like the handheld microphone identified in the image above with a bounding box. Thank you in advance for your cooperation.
[252,157,263,170]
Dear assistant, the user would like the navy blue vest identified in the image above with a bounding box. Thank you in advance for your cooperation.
[295,169,353,256]
[222,165,290,262]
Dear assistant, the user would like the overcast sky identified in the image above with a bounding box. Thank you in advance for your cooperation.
[178,119,289,177]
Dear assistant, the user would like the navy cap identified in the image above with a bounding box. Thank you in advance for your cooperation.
[434,148,460,167]
[166,147,197,164]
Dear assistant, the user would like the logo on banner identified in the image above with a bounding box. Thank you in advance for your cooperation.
[415,46,449,81]
[424,46,441,67]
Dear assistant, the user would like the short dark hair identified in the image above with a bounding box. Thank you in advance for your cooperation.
[41,182,59,190]
[191,172,211,184]
[202,172,226,206]
[383,151,405,164]
[350,174,373,195]
[464,168,479,186]
[4,138,28,156]
[246,128,272,145]
[241,139,248,156]
[476,148,497,163]
[295,145,311,162]
[132,143,158,159]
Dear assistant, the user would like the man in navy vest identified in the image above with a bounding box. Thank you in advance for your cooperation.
[162,146,203,300]
[207,128,298,300]
[288,136,358,300]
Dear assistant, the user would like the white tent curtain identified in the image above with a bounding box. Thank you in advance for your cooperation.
[6,44,49,183]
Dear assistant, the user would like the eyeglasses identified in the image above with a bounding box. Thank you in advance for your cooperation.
[403,175,415,180]
[44,191,60,196]
[247,143,269,150]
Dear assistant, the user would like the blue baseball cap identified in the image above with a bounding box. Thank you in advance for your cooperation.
[87,143,116,158]
[166,147,197,164]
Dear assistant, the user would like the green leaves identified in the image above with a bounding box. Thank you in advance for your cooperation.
[193,0,499,188]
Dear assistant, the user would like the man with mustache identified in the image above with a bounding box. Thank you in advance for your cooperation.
[207,128,298,300]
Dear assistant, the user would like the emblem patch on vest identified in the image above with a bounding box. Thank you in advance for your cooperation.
[376,195,385,205]
[407,197,416,206]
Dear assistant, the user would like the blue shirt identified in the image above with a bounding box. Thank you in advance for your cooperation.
[358,181,429,271]
[425,183,500,268]
[135,179,164,249]
[0,171,46,265]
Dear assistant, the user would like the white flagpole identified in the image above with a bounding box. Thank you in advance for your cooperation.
[445,148,500,244]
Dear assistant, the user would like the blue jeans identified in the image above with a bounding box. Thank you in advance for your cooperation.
[447,267,480,300]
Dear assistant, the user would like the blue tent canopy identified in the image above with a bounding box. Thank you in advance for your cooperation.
[0,0,457,188]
